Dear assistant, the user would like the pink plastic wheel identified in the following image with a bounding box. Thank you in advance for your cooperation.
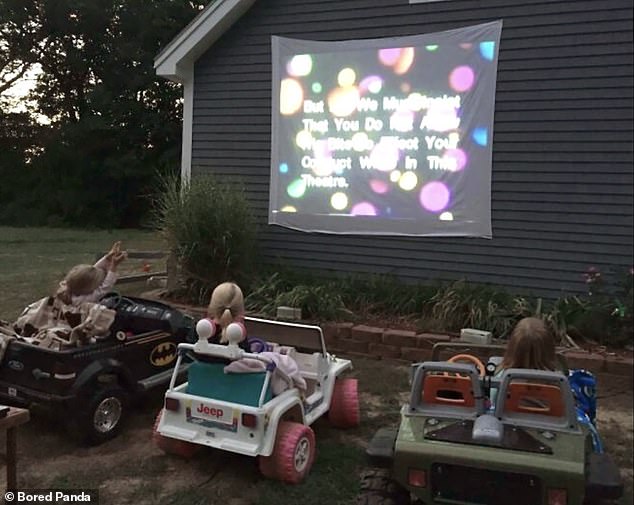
[328,378,360,428]
[259,421,315,484]
[152,409,200,459]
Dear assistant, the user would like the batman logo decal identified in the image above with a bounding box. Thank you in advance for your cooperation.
[150,342,177,367]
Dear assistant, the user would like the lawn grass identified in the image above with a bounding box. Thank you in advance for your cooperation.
[0,226,166,320]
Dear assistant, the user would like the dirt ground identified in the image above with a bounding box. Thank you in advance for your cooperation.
[1,357,632,505]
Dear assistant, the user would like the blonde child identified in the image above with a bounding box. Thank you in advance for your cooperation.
[204,282,248,350]
[56,241,128,306]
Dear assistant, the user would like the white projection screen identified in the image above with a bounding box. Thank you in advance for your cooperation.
[269,21,502,237]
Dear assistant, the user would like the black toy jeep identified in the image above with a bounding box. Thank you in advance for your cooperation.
[0,294,195,444]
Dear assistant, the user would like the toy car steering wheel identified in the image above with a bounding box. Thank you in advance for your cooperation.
[248,337,268,353]
[447,353,486,377]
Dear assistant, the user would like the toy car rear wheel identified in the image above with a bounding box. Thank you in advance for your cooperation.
[74,385,129,445]
[329,378,360,428]
[259,421,315,484]
[152,409,200,459]
[357,469,411,505]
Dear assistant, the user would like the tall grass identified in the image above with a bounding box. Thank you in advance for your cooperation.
[151,172,258,304]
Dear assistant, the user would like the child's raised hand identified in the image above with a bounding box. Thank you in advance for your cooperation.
[112,250,128,267]
[106,241,122,260]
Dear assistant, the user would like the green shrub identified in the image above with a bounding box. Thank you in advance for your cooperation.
[151,171,258,304]
[242,263,632,348]
[245,272,349,321]
[336,273,437,316]
[425,280,519,337]
[567,266,634,345]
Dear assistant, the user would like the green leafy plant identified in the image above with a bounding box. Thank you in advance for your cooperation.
[151,171,258,304]
[425,280,519,338]
[244,265,631,347]
[245,272,348,321]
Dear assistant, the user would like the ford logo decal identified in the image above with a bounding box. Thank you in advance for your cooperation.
[8,360,24,371]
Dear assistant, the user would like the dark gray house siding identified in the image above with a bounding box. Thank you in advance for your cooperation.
[189,0,633,299]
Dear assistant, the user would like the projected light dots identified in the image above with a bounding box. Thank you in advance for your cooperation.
[330,192,349,211]
[378,47,414,75]
[449,65,475,92]
[420,181,450,213]
[472,127,488,146]
[287,178,307,199]
[324,67,362,117]
[444,148,467,172]
[296,130,313,151]
[351,202,377,216]
[370,179,389,194]
[337,68,356,87]
[398,171,418,191]
[287,54,313,77]
[359,75,383,94]
[280,78,304,115]
[279,39,495,223]
[327,85,360,117]
[479,41,496,61]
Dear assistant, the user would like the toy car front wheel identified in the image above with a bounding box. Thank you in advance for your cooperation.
[259,421,315,484]
[357,469,411,505]
[74,385,129,445]
[152,409,200,459]
[329,378,360,428]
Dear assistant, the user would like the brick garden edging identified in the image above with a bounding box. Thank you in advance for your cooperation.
[322,322,634,381]
[144,293,633,381]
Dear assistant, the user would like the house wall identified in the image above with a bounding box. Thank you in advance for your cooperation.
[190,0,633,298]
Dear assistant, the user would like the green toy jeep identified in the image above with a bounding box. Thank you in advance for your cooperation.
[359,343,623,505]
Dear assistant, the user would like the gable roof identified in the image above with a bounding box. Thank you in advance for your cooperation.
[154,0,256,82]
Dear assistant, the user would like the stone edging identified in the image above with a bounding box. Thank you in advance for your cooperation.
[321,322,634,378]
[146,294,633,379]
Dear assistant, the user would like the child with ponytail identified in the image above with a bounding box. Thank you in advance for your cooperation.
[204,282,249,351]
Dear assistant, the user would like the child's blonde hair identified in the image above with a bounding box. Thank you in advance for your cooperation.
[56,264,106,303]
[207,282,244,343]
[502,317,556,370]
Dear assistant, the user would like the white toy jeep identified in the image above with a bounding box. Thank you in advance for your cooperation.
[153,316,359,483]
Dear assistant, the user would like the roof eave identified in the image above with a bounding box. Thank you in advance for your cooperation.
[154,0,257,82]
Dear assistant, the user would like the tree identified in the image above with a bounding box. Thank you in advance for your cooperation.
[0,0,207,227]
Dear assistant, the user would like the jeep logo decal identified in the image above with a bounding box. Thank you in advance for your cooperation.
[196,403,224,418]
[150,342,177,366]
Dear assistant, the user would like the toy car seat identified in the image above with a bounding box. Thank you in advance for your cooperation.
[494,369,578,432]
[409,362,485,419]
